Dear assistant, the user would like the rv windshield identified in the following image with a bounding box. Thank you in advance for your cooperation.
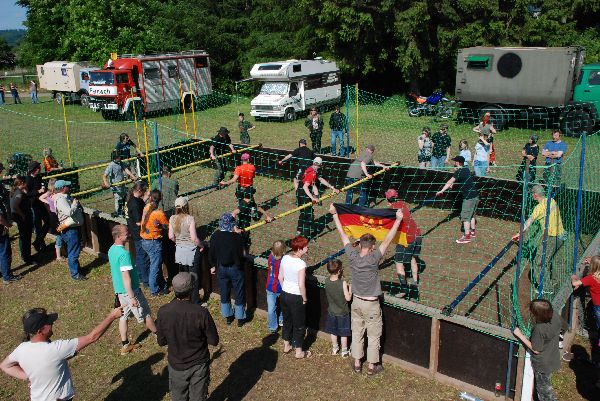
[89,71,115,85]
[259,82,289,95]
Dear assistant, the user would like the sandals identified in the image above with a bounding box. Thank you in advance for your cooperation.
[367,364,384,376]
[283,345,293,354]
[350,359,362,373]
[295,350,312,359]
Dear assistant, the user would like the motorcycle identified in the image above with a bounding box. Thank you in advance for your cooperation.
[407,91,456,119]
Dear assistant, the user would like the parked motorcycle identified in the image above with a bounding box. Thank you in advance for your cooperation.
[407,91,456,119]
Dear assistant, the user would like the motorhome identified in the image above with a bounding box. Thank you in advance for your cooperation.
[36,61,99,106]
[249,59,341,121]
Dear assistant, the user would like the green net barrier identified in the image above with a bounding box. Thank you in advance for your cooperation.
[2,86,599,335]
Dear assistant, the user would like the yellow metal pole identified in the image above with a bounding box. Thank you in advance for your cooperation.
[190,79,198,139]
[130,88,141,147]
[61,95,73,167]
[355,83,359,154]
[244,163,397,232]
[143,120,152,187]
[180,80,189,136]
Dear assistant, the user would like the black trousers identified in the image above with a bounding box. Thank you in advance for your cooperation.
[281,291,306,348]
[310,129,323,153]
[14,215,33,263]
[32,201,49,248]
[296,188,314,238]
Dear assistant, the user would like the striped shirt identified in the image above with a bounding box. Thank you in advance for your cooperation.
[265,254,282,293]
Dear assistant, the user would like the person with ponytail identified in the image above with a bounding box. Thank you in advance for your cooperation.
[140,189,169,297]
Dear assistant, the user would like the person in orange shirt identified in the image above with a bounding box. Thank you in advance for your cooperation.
[42,148,61,173]
[140,189,170,297]
[220,153,256,203]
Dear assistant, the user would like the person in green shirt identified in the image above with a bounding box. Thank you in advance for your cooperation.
[108,224,157,355]
[238,113,255,145]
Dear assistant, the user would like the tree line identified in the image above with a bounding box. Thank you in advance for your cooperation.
[14,0,600,95]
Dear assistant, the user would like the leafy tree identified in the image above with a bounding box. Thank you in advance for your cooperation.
[0,38,16,69]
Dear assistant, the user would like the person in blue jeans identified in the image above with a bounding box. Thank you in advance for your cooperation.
[329,105,347,156]
[473,133,491,177]
[126,182,150,288]
[265,241,285,332]
[54,180,86,280]
[209,213,247,326]
[541,130,568,185]
[430,124,452,170]
[139,190,169,296]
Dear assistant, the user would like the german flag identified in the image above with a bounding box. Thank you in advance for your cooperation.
[334,203,408,246]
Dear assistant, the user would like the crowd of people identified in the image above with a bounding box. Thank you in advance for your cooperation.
[0,106,589,401]
[0,81,39,105]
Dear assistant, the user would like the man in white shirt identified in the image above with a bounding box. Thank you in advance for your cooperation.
[0,307,122,401]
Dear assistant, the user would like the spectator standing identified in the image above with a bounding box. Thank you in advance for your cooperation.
[345,144,387,207]
[417,127,433,168]
[296,157,339,238]
[305,107,324,153]
[513,299,561,401]
[152,165,179,218]
[115,133,143,168]
[329,105,347,156]
[168,197,203,304]
[473,133,491,177]
[324,259,352,357]
[1,172,19,283]
[10,177,36,266]
[385,189,423,298]
[220,153,256,203]
[436,156,479,244]
[473,112,497,170]
[0,307,122,401]
[571,256,600,347]
[9,82,22,104]
[330,203,403,375]
[541,130,567,185]
[55,180,86,280]
[516,134,540,182]
[0,84,5,104]
[39,179,64,261]
[126,181,150,288]
[209,213,247,326]
[430,124,451,170]
[103,150,137,218]
[29,81,38,104]
[140,189,170,297]
[265,240,285,333]
[238,112,255,144]
[209,127,236,186]
[109,224,157,355]
[156,272,219,401]
[26,161,50,252]
[278,139,315,190]
[459,140,472,167]
[42,148,61,172]
[279,236,311,359]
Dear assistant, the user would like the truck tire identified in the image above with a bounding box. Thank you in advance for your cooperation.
[408,106,422,117]
[54,92,64,105]
[80,93,90,108]
[560,109,594,137]
[283,108,296,122]
[101,110,115,120]
[479,105,508,131]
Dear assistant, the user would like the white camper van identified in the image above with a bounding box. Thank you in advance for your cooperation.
[249,59,341,121]
[36,62,99,106]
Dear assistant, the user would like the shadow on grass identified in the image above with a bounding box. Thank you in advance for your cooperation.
[208,333,278,401]
[568,344,600,400]
[106,352,168,401]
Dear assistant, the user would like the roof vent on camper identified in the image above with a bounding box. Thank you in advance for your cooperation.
[497,52,522,78]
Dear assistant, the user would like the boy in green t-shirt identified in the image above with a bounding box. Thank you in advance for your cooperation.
[238,113,255,144]
[108,224,157,355]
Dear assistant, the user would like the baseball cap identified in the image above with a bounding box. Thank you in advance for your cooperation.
[23,308,58,335]
[174,196,188,208]
[54,180,71,190]
[313,157,323,165]
[299,139,307,145]
[240,153,250,161]
[451,156,465,164]
[172,272,193,294]
[384,189,398,200]
[218,127,230,136]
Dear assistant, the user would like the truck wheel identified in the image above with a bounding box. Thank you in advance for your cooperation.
[80,94,90,107]
[101,110,115,120]
[560,109,594,137]
[283,108,296,122]
[479,105,508,131]
[54,92,64,105]
[408,106,422,117]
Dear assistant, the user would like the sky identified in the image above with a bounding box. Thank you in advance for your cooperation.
[0,0,26,30]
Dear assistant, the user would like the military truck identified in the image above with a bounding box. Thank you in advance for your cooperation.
[36,61,99,107]
[455,46,599,136]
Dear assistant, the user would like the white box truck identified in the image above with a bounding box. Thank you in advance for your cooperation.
[36,61,100,107]
[249,58,341,121]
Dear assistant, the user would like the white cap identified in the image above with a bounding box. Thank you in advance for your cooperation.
[313,157,323,165]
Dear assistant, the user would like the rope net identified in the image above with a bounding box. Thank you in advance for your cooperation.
[1,85,599,336]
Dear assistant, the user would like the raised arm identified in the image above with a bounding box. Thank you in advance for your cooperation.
[76,308,122,352]
[379,208,403,255]
[329,203,350,246]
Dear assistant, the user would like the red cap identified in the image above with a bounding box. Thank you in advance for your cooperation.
[385,189,398,200]
[241,153,250,161]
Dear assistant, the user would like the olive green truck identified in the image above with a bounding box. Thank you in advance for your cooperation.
[455,46,599,136]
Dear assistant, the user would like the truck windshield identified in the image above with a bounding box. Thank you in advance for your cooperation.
[259,82,289,95]
[89,71,115,85]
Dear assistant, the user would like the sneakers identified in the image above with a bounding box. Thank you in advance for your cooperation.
[3,275,22,285]
[456,235,472,244]
[332,346,340,355]
[341,349,350,358]
[120,342,141,355]
[226,316,235,325]
[72,274,88,281]
[470,230,476,238]
[237,319,245,327]
[558,334,564,349]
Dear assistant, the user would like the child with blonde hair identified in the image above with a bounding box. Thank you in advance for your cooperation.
[324,259,352,357]
[572,255,600,346]
[266,240,286,332]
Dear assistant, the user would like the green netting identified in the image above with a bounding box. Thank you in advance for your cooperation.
[1,85,599,337]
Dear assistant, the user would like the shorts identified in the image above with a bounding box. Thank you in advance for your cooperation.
[417,153,431,163]
[394,237,423,264]
[460,197,479,222]
[118,288,152,323]
[324,312,351,337]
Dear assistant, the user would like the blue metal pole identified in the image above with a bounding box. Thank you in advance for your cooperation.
[536,183,554,298]
[569,133,587,326]
[152,121,162,191]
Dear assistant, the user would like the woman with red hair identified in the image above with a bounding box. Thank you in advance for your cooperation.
[473,112,497,172]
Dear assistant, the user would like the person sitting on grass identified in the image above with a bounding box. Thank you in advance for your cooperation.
[265,240,286,333]
[513,299,561,401]
[571,255,600,348]
[324,259,352,358]
[102,150,137,218]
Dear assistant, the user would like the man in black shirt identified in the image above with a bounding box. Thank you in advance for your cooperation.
[278,139,315,190]
[436,156,479,244]
[25,161,50,252]
[231,186,273,251]
[209,127,236,186]
[156,272,219,401]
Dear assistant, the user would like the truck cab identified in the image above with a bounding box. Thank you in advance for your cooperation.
[89,68,139,119]
[573,64,600,112]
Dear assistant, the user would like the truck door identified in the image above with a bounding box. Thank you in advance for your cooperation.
[142,61,164,111]
[574,69,600,112]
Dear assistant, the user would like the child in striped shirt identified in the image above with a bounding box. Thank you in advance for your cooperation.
[266,240,286,333]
